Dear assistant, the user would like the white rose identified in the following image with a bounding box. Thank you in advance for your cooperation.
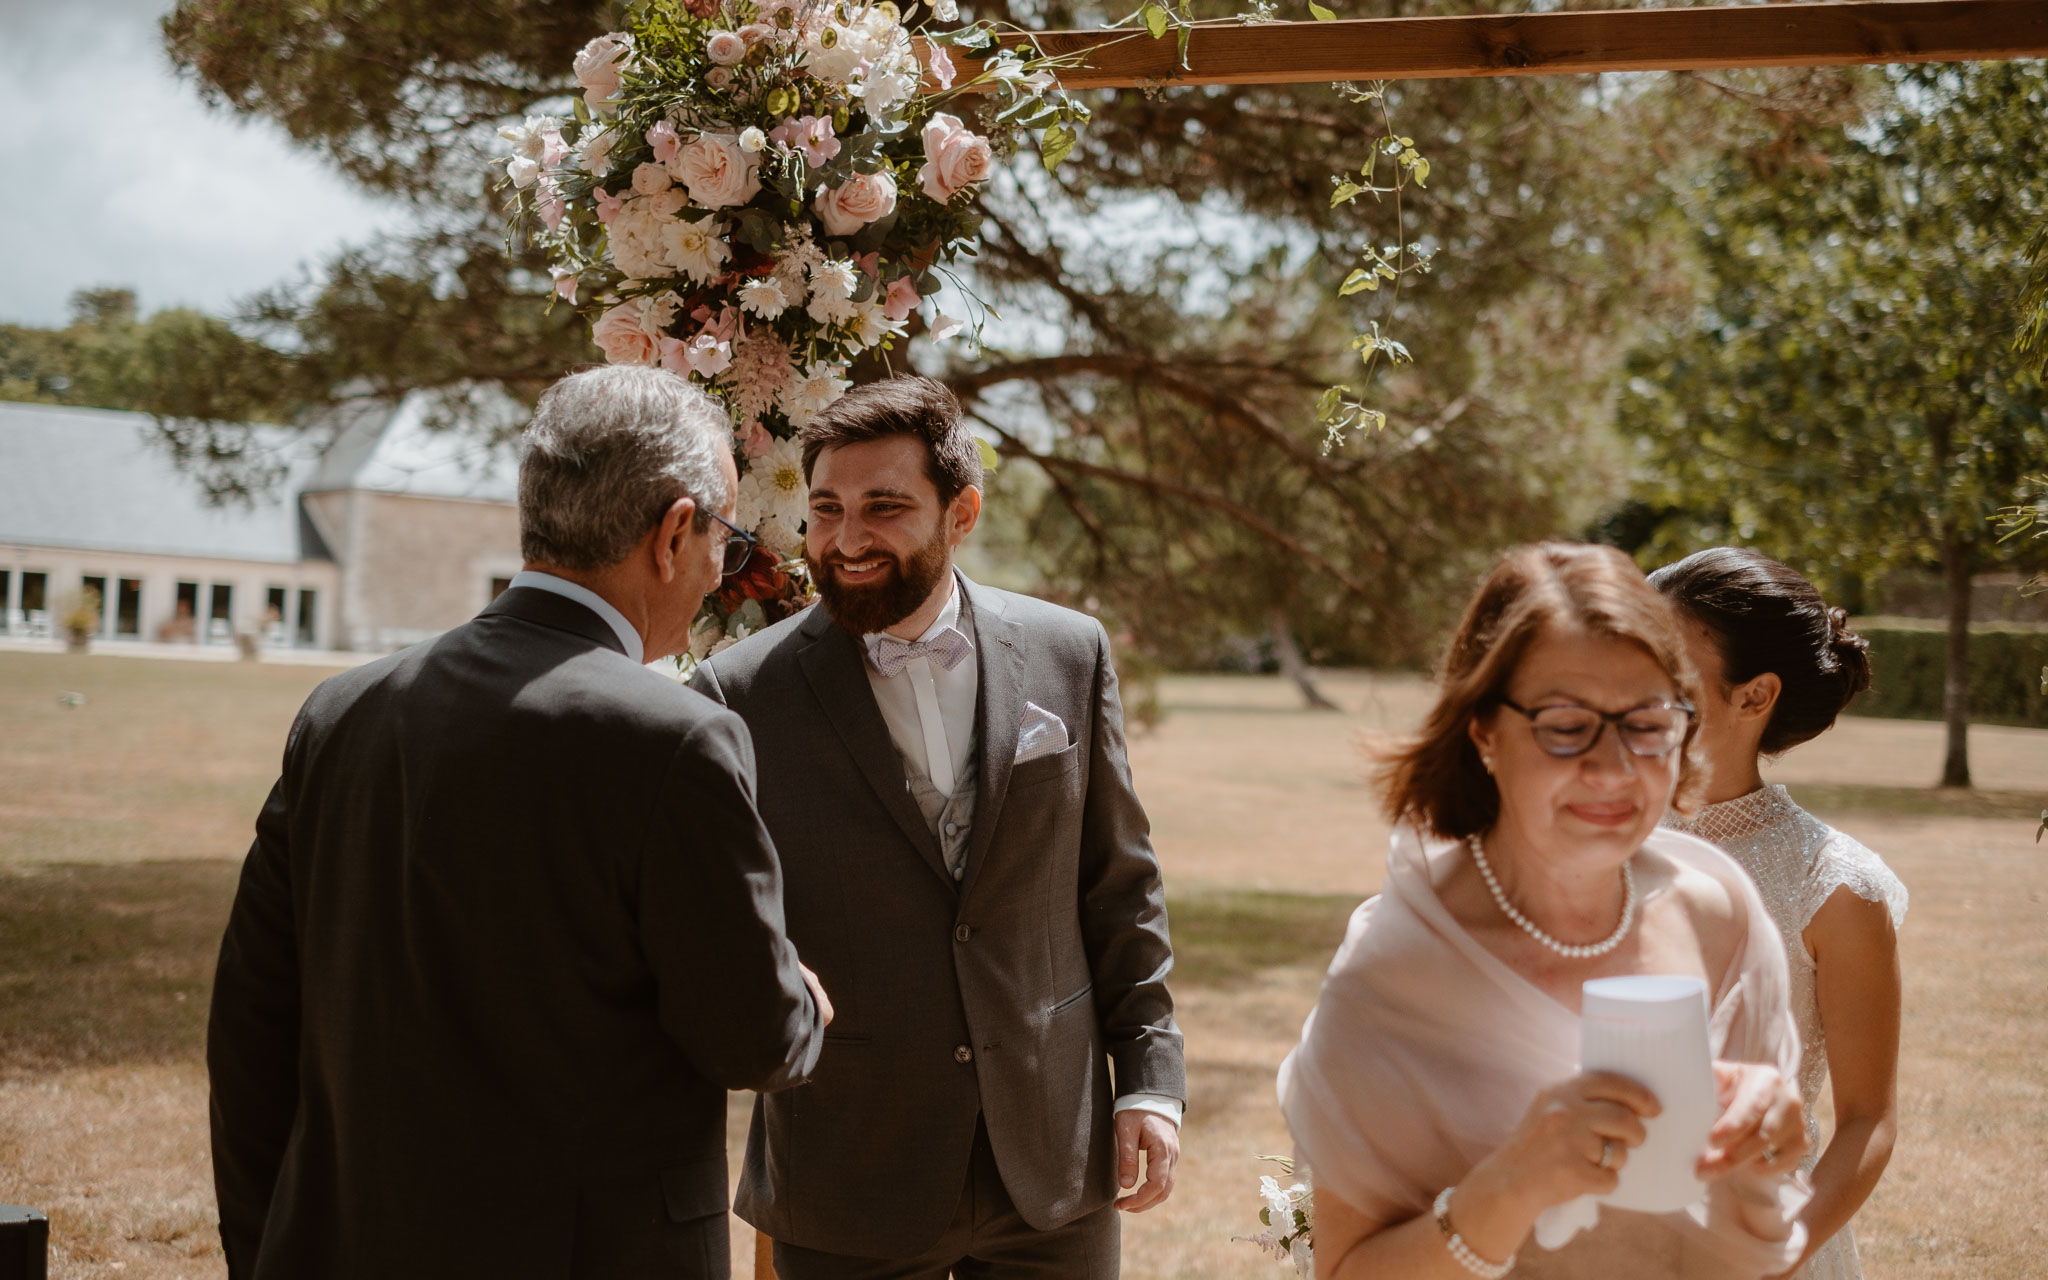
[609,196,685,279]
[812,170,897,238]
[670,133,763,210]
[574,32,633,111]
[738,126,768,154]
[706,30,748,65]
[506,156,542,189]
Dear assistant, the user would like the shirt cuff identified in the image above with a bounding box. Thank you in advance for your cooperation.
[1113,1092,1184,1128]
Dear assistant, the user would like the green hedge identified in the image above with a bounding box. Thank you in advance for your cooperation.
[1847,619,2048,728]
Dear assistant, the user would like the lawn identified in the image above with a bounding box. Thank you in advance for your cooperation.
[2,652,2044,1278]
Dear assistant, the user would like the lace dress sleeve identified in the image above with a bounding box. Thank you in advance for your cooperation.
[1798,829,1909,935]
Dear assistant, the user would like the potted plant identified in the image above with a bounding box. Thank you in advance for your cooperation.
[60,587,102,654]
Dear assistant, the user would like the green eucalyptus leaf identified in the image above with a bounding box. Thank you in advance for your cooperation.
[1142,3,1170,40]
[1309,1,1336,19]
[1041,122,1078,171]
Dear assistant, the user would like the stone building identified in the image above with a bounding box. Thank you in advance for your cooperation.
[0,395,521,653]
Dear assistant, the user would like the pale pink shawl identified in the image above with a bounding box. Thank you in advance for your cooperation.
[1278,825,1810,1278]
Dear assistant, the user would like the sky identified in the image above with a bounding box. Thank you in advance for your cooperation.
[0,0,404,328]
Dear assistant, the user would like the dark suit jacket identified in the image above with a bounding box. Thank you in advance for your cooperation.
[207,586,824,1280]
[690,574,1184,1257]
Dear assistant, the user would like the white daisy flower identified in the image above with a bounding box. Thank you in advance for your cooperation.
[735,435,812,531]
[778,363,850,426]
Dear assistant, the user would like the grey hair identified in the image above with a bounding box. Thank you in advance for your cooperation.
[518,365,733,570]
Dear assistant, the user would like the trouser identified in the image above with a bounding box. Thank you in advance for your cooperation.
[769,1119,1120,1280]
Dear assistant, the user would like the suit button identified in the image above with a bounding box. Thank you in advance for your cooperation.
[955,924,972,942]
[955,1044,973,1063]
[944,820,960,836]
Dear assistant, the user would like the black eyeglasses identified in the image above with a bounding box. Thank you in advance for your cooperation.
[706,512,760,577]
[1497,698,1695,759]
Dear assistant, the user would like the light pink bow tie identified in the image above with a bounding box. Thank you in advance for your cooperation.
[868,626,972,677]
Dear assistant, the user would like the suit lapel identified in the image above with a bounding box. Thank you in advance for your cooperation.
[960,576,1023,899]
[794,606,955,891]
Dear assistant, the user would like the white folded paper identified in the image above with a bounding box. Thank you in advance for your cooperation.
[1534,974,1719,1250]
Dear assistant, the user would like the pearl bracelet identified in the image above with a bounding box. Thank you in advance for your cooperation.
[1432,1186,1515,1278]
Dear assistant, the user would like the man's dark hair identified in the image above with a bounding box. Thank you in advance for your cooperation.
[797,376,983,503]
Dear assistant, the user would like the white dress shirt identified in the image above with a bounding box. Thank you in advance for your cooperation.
[862,578,1182,1130]
[507,570,644,664]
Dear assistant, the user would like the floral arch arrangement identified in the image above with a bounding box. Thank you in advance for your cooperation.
[499,0,1089,655]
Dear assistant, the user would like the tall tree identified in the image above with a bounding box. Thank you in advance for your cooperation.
[1620,62,2048,787]
[159,0,1861,681]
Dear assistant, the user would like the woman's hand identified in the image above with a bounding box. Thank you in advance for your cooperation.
[1467,1070,1662,1218]
[1698,1061,1806,1179]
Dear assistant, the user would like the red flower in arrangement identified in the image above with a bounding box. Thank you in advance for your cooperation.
[683,0,721,17]
[717,547,794,614]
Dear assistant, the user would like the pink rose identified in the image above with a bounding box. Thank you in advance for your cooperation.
[706,30,748,66]
[737,419,774,459]
[593,299,662,365]
[646,120,681,165]
[707,67,733,89]
[631,161,672,196]
[769,115,841,169]
[925,45,957,91]
[918,113,993,203]
[593,186,625,224]
[739,23,777,45]
[573,32,632,111]
[813,171,898,238]
[670,133,762,209]
[882,275,920,322]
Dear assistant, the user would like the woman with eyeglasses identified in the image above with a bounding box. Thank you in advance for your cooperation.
[1279,542,1812,1279]
[1652,548,1905,1280]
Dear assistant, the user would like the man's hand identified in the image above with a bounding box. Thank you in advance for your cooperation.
[1113,1110,1180,1213]
[798,962,834,1028]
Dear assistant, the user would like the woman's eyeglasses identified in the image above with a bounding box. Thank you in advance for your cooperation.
[705,512,760,577]
[1497,698,1694,759]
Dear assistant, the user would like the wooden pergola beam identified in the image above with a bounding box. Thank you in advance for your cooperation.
[986,0,2048,89]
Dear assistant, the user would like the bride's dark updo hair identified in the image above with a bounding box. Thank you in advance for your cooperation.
[1648,547,1873,755]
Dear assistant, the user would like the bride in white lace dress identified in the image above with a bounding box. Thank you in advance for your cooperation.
[1653,549,1909,1280]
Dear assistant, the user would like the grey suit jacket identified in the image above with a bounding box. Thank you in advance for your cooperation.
[690,574,1184,1257]
[208,587,825,1279]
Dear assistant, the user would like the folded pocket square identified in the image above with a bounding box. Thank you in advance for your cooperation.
[1014,701,1070,764]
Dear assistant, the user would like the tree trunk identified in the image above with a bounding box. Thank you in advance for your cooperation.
[1940,528,1973,788]
[1271,608,1341,711]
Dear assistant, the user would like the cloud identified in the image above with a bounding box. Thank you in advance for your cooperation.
[0,0,405,326]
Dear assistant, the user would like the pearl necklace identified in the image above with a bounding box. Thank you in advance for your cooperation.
[1465,833,1637,959]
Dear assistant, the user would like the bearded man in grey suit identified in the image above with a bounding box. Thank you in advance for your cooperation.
[690,377,1184,1278]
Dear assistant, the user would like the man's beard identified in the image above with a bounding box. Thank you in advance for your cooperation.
[808,523,952,636]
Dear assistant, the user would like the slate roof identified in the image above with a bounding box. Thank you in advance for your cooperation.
[305,387,523,504]
[0,390,524,564]
[0,401,329,564]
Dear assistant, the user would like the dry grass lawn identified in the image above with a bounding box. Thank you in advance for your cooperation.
[2,653,2044,1278]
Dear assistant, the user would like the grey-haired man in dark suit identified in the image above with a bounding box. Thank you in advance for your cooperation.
[207,366,831,1279]
[691,377,1184,1278]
